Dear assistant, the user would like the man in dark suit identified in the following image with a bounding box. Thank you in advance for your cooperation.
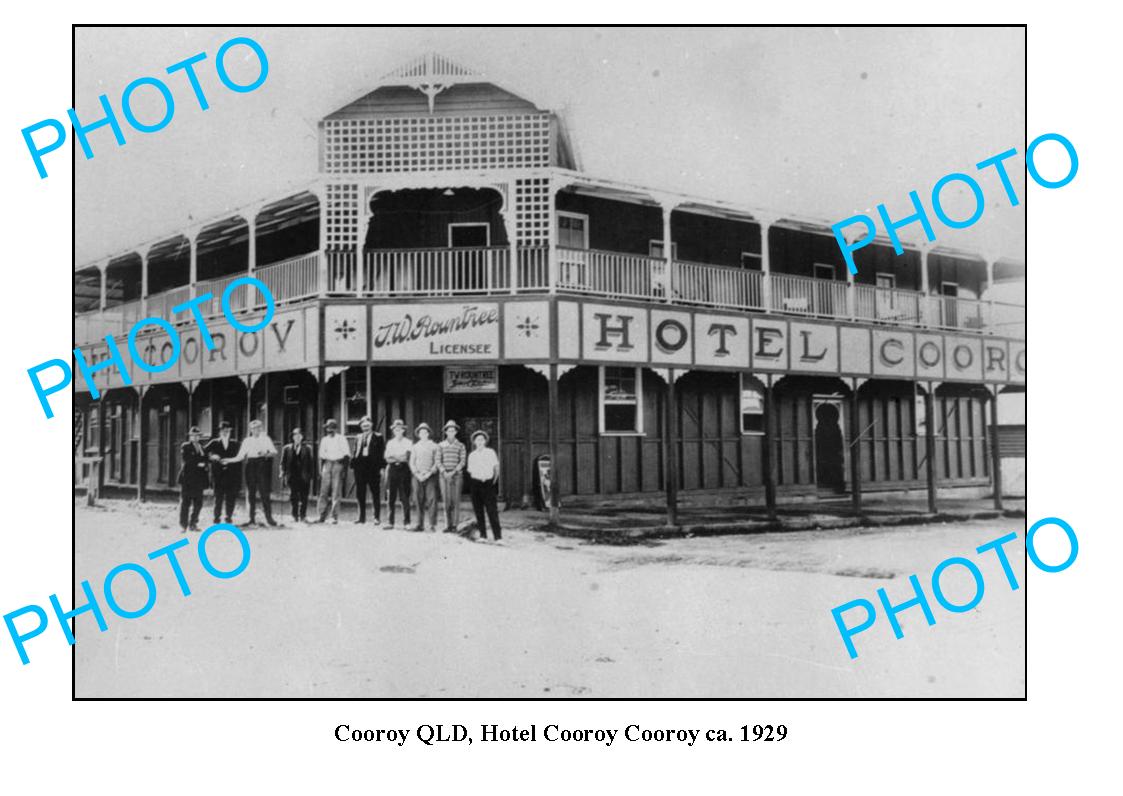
[177,426,210,533]
[205,420,241,524]
[351,415,386,525]
[280,426,315,523]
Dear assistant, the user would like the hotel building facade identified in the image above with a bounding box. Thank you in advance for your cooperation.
[73,53,1027,520]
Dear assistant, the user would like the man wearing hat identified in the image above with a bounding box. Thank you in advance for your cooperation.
[205,419,242,524]
[177,425,210,533]
[280,427,314,523]
[383,419,412,529]
[350,415,386,525]
[226,419,279,527]
[438,420,467,532]
[316,418,350,524]
[467,429,502,541]
[410,422,441,532]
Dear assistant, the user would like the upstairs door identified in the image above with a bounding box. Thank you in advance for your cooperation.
[448,223,491,293]
[556,212,589,291]
[940,281,959,328]
[813,263,837,317]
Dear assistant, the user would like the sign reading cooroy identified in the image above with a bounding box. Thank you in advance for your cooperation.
[28,277,275,420]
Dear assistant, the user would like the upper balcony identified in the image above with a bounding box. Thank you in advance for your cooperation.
[75,245,1025,347]
[75,177,1024,348]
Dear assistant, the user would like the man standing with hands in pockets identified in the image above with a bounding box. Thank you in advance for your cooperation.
[410,422,441,532]
[384,419,412,530]
[316,418,350,525]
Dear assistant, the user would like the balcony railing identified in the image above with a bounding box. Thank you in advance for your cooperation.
[76,247,1025,346]
[325,246,550,296]
[556,247,664,300]
[672,259,764,310]
[257,252,321,304]
[854,284,924,326]
[770,273,849,318]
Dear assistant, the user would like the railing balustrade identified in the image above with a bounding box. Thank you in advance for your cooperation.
[853,284,924,326]
[77,247,1026,345]
[556,247,664,301]
[256,252,321,303]
[770,273,849,318]
[671,259,764,310]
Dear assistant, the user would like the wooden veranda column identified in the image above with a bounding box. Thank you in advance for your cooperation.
[924,383,938,514]
[664,368,680,527]
[97,399,107,493]
[762,375,777,520]
[137,386,148,502]
[316,367,326,440]
[548,363,560,526]
[849,379,863,515]
[990,387,1004,511]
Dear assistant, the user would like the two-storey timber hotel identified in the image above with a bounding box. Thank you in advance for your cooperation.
[73,53,1026,519]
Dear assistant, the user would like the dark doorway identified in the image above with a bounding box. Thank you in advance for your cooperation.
[813,400,846,492]
[443,392,500,493]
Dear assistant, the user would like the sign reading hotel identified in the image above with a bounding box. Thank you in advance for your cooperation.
[74,297,1024,393]
[558,300,1025,385]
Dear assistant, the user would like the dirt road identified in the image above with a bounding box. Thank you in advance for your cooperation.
[73,499,1025,698]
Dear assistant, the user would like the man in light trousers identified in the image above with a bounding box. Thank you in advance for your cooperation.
[317,418,350,524]
[410,422,441,532]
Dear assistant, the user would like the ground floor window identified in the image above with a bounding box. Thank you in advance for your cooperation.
[740,376,765,434]
[600,366,642,434]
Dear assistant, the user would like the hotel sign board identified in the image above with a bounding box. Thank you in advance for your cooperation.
[74,296,1023,393]
[560,300,1025,385]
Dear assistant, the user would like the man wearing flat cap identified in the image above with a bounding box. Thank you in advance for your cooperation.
[438,420,467,532]
[467,429,502,541]
[351,415,386,526]
[384,419,412,529]
[316,418,350,524]
[205,419,241,524]
[410,422,441,532]
[177,425,209,533]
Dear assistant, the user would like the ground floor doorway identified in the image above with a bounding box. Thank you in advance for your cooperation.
[812,396,846,493]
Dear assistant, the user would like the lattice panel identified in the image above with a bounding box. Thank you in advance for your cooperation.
[515,177,551,245]
[321,114,552,174]
[325,183,360,248]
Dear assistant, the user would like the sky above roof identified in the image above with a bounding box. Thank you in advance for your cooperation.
[74,26,1025,266]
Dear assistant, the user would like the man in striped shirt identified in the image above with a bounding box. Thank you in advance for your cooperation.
[438,420,467,532]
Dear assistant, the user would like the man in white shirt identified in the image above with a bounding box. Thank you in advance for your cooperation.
[467,430,501,541]
[225,419,279,526]
[316,418,350,524]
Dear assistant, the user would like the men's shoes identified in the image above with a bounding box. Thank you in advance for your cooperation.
[372,519,381,527]
[189,526,201,533]
[267,519,279,527]
[180,527,188,535]
[330,517,339,525]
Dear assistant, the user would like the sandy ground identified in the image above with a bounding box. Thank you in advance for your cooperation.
[73,499,1025,698]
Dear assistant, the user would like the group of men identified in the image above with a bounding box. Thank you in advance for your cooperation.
[177,416,502,541]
